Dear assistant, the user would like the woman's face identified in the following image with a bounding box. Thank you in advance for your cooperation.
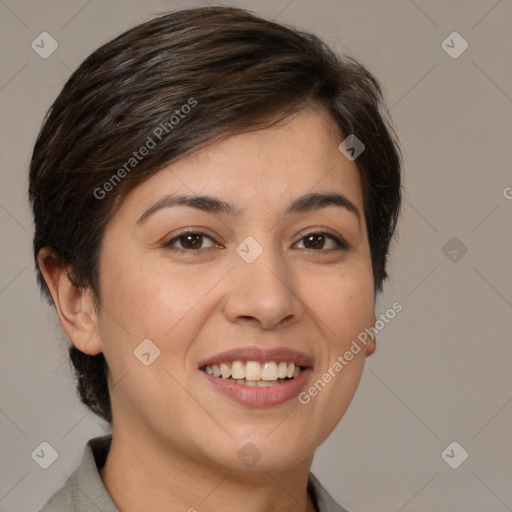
[95,106,376,471]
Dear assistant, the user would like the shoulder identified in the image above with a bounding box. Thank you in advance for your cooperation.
[39,437,347,512]
[308,472,351,512]
[38,434,118,512]
[38,489,70,512]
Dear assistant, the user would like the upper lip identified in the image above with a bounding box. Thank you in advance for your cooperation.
[198,346,313,369]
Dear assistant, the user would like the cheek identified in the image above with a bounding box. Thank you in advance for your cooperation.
[299,257,373,409]
[97,251,226,386]
[306,259,375,341]
[300,265,373,435]
[99,251,202,339]
[96,255,206,423]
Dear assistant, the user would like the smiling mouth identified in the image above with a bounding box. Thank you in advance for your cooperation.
[200,360,303,387]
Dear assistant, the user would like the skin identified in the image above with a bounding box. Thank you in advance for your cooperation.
[39,106,376,512]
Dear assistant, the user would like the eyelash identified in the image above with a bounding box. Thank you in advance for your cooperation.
[164,229,349,252]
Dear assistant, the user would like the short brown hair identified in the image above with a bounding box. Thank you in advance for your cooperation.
[29,6,402,425]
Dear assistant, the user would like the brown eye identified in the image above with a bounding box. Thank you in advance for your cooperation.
[295,232,347,251]
[166,232,216,251]
[303,234,326,249]
[178,233,203,249]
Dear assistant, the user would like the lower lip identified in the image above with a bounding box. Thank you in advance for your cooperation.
[200,368,312,407]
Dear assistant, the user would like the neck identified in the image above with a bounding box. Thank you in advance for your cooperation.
[100,424,316,512]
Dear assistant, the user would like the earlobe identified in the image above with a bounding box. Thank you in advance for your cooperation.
[37,247,103,356]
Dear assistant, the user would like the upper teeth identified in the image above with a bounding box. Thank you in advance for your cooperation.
[203,361,301,381]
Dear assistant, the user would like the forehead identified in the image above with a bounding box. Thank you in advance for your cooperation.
[114,106,364,223]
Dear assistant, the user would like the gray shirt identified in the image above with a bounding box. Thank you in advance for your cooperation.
[39,435,349,512]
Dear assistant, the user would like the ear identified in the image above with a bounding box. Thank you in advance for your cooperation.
[365,311,377,357]
[37,247,103,355]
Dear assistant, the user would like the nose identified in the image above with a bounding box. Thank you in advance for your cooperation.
[222,240,304,330]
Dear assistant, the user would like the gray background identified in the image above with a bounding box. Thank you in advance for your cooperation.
[1,0,511,511]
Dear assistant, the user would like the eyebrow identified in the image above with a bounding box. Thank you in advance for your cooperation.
[136,192,361,226]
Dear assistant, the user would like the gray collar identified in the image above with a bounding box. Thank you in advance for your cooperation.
[40,434,349,512]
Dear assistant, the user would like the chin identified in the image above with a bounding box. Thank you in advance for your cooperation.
[218,428,318,473]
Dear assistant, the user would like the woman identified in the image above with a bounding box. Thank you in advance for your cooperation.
[30,6,401,511]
